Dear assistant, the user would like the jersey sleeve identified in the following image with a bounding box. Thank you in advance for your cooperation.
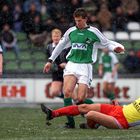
[49,28,71,62]
[91,27,124,51]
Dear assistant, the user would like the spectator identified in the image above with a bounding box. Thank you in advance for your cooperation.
[96,4,113,31]
[1,24,19,58]
[43,17,58,33]
[123,49,139,73]
[40,0,50,21]
[87,12,100,29]
[29,15,48,47]
[46,0,67,22]
[122,0,139,22]
[12,3,24,32]
[0,4,13,30]
[23,2,41,34]
[112,6,128,32]
[23,0,41,13]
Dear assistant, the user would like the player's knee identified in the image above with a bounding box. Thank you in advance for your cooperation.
[86,111,94,119]
[63,88,72,98]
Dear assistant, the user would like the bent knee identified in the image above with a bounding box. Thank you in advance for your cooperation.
[86,111,95,119]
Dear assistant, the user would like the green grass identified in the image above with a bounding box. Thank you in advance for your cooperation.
[0,107,140,140]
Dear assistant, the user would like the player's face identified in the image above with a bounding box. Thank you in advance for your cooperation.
[103,48,109,54]
[52,34,61,44]
[74,16,87,29]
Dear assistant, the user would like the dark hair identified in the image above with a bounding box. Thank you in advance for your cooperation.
[73,8,87,19]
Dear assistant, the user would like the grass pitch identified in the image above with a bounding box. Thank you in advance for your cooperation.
[0,107,140,140]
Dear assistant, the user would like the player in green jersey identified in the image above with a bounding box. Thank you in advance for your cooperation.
[43,8,125,128]
[98,48,119,105]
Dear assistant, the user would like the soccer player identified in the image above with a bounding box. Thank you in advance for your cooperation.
[46,28,94,128]
[0,44,3,78]
[41,98,140,129]
[46,28,75,128]
[43,8,125,128]
[98,48,119,105]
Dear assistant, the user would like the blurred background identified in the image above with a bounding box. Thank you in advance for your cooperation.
[0,0,140,104]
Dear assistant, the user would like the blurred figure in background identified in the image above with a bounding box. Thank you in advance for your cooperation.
[0,4,13,30]
[28,15,48,47]
[123,48,139,73]
[96,4,113,31]
[1,24,19,58]
[12,3,24,32]
[98,48,119,105]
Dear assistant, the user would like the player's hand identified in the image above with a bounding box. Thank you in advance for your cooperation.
[114,46,125,54]
[43,62,52,73]
[59,63,66,69]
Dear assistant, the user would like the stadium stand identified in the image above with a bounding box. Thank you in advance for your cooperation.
[127,22,140,32]
[1,0,140,77]
[103,31,115,40]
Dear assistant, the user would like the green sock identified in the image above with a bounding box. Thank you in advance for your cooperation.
[83,98,94,104]
[106,92,115,100]
[64,98,75,126]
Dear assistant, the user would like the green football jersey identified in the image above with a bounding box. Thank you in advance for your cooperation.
[99,52,119,72]
[49,26,122,64]
[67,27,100,63]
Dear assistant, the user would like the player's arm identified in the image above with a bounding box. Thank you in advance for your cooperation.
[43,29,70,73]
[93,28,125,53]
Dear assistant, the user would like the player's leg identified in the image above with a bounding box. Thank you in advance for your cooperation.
[107,82,119,105]
[103,81,108,97]
[50,81,63,98]
[41,104,100,119]
[76,83,88,104]
[86,111,119,129]
[63,75,77,128]
[76,73,94,105]
[103,72,119,105]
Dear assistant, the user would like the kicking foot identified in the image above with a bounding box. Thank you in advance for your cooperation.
[41,104,53,120]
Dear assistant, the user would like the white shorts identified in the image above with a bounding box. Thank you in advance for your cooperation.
[64,61,93,87]
[103,72,118,83]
